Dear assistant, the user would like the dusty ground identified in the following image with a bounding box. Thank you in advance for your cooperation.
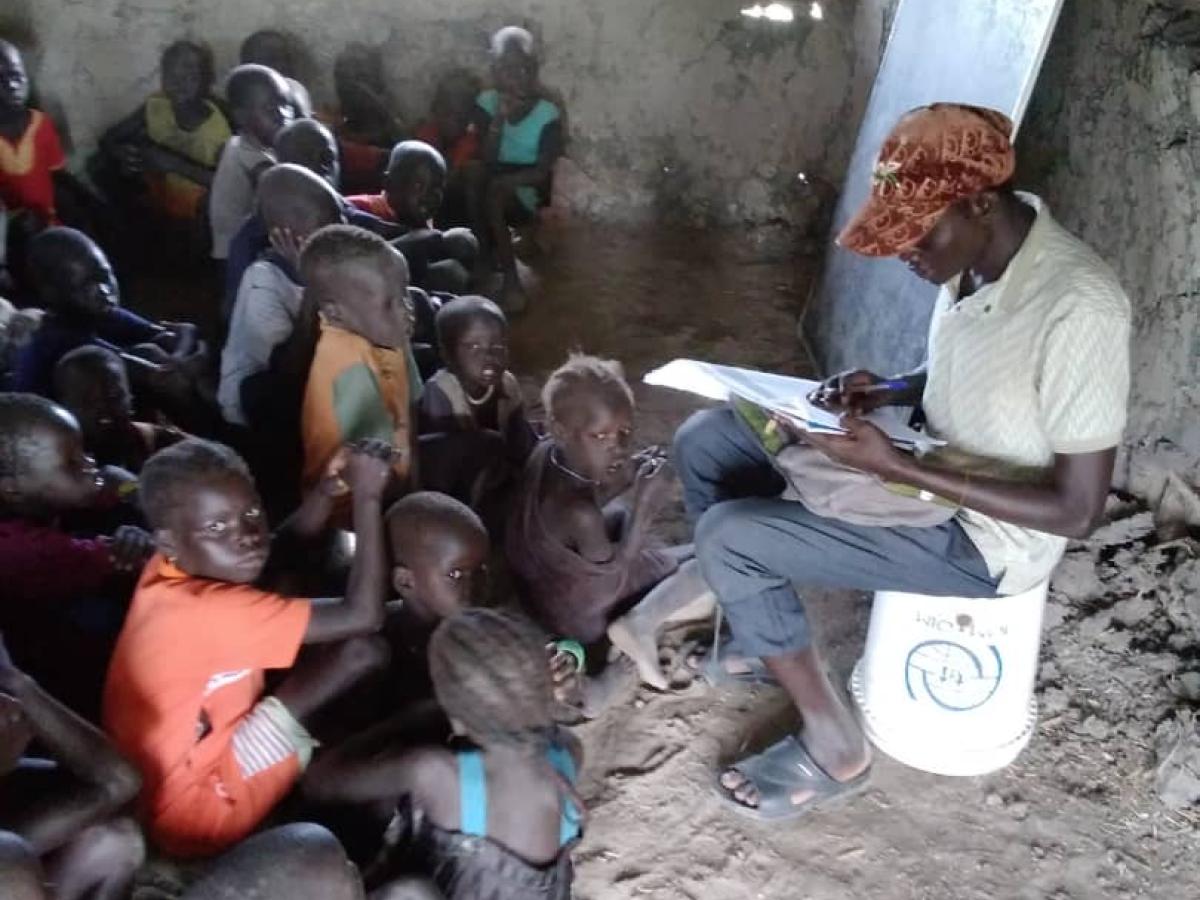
[504,224,1200,900]
[125,222,1200,899]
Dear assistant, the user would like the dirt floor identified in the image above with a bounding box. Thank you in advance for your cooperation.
[125,222,1200,899]
[504,223,1200,900]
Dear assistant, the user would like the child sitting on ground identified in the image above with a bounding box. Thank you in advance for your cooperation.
[419,296,535,513]
[102,436,393,858]
[299,491,489,864]
[0,633,145,900]
[360,609,582,900]
[0,41,68,292]
[381,492,490,702]
[468,27,566,313]
[9,226,203,400]
[209,64,294,267]
[54,346,185,474]
[220,164,343,428]
[221,165,344,518]
[224,118,408,315]
[97,40,231,225]
[506,355,715,691]
[416,69,482,226]
[0,394,154,716]
[301,225,421,509]
[239,29,313,118]
[331,45,401,195]
[347,141,478,294]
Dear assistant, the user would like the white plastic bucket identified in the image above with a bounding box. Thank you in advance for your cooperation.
[849,581,1047,777]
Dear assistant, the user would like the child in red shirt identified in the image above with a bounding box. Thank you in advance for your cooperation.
[345,142,478,294]
[102,437,392,857]
[0,40,67,294]
[0,394,154,716]
[0,41,66,227]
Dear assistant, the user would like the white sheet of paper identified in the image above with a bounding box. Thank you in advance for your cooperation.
[643,359,941,449]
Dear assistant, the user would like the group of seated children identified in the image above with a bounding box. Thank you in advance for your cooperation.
[0,18,713,900]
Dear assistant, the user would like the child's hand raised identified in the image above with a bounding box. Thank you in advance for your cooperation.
[107,526,155,572]
[268,227,306,272]
[337,440,396,501]
[633,456,673,512]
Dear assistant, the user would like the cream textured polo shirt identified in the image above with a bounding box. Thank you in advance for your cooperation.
[923,194,1131,594]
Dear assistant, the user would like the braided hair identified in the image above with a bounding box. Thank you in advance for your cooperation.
[428,609,586,830]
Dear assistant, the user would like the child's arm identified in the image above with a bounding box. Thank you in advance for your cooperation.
[0,636,141,855]
[560,460,671,568]
[303,441,392,643]
[303,705,451,807]
[98,106,150,172]
[2,523,121,603]
[140,143,218,188]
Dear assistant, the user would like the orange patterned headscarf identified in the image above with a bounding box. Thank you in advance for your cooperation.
[837,103,1015,258]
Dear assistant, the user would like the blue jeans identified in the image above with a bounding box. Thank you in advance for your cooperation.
[672,406,1000,657]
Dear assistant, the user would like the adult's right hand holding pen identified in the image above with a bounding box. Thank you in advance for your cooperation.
[809,369,925,416]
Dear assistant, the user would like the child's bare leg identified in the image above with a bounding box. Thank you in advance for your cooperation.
[483,183,528,313]
[182,823,362,900]
[44,817,143,900]
[608,559,715,690]
[302,700,449,812]
[273,636,390,726]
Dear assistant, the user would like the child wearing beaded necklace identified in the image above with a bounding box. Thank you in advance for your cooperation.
[505,354,714,693]
[418,296,535,513]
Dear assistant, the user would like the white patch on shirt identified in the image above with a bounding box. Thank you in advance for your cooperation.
[203,669,253,697]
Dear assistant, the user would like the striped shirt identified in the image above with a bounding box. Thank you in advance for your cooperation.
[924,194,1131,593]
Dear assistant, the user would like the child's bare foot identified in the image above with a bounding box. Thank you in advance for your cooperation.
[608,616,668,691]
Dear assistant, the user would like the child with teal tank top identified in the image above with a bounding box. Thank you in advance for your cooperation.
[467,26,566,315]
[363,609,583,900]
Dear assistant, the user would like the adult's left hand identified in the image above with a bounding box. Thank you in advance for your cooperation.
[804,416,904,478]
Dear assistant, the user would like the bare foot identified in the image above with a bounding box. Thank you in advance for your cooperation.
[608,617,668,690]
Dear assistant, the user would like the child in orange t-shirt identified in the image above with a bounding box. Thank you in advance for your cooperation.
[102,436,393,858]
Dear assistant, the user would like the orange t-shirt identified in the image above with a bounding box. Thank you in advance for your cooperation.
[0,110,66,223]
[102,556,311,856]
[301,320,416,492]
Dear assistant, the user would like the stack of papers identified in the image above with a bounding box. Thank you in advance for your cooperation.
[643,359,940,451]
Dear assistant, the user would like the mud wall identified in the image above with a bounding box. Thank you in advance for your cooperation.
[3,0,893,231]
[1019,0,1200,497]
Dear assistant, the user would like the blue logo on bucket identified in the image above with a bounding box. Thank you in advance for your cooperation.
[904,641,1003,711]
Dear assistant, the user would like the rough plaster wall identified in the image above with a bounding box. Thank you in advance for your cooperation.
[7,0,889,231]
[1019,0,1200,498]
